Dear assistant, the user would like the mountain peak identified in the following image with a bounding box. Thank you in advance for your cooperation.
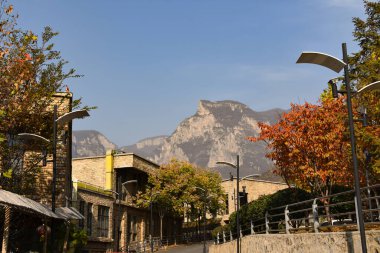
[197,100,251,116]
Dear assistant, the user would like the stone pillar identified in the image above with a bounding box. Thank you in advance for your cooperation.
[1,206,11,253]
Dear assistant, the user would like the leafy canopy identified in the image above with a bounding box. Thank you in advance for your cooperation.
[249,98,352,197]
[0,1,92,194]
[136,159,225,219]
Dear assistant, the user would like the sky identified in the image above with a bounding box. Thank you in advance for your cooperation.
[12,0,366,146]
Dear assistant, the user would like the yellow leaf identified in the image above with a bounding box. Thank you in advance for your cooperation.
[5,5,13,14]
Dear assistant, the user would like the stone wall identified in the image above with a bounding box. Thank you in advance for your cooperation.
[209,231,380,253]
[114,153,159,174]
[36,92,73,207]
[72,189,114,253]
[72,156,106,188]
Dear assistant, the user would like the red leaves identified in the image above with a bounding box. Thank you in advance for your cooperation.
[249,98,352,194]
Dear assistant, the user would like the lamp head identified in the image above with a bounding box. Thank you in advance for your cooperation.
[328,79,339,98]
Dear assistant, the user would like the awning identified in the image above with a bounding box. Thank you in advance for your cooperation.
[56,206,84,220]
[0,189,60,219]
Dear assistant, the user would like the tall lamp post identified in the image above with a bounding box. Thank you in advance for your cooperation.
[107,179,137,252]
[17,107,89,252]
[216,155,240,253]
[193,186,216,253]
[105,189,121,252]
[121,179,138,251]
[149,192,160,253]
[297,44,380,253]
[53,106,89,212]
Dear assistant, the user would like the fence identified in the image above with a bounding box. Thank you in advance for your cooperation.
[215,184,380,244]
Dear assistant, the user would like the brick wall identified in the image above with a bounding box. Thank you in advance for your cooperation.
[35,92,73,208]
[72,156,106,188]
[73,189,114,253]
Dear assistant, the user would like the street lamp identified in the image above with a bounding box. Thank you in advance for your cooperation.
[193,186,216,253]
[122,179,138,201]
[105,189,121,251]
[239,174,260,181]
[216,155,240,253]
[110,179,138,251]
[52,106,89,212]
[296,43,380,253]
[149,191,160,253]
[17,133,50,166]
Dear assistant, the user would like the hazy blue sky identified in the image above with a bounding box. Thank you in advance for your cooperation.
[13,0,365,146]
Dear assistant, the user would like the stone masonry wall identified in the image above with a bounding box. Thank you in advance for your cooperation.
[73,189,114,253]
[72,156,106,188]
[114,154,159,174]
[209,231,380,253]
[37,92,72,207]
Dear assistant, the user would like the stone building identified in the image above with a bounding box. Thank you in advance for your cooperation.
[13,92,74,207]
[219,177,288,224]
[72,151,177,253]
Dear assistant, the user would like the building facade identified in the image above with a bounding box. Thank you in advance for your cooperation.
[220,177,288,224]
[72,151,177,253]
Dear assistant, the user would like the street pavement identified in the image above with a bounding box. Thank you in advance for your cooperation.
[157,242,212,253]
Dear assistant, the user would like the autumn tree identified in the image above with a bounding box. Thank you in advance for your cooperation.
[0,1,88,194]
[249,98,352,198]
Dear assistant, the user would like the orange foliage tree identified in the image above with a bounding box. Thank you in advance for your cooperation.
[249,98,353,198]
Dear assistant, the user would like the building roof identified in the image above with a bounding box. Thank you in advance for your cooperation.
[0,189,83,220]
[0,189,60,219]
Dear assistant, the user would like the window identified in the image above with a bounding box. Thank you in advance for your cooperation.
[87,203,93,236]
[97,205,110,237]
[128,215,138,242]
[239,192,248,206]
[225,194,229,215]
[79,201,85,229]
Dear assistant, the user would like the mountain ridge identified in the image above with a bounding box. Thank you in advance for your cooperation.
[72,100,286,179]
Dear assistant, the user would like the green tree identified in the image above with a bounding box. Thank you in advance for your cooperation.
[228,188,313,235]
[136,159,225,220]
[349,0,380,179]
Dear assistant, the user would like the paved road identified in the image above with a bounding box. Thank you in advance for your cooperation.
[157,242,211,253]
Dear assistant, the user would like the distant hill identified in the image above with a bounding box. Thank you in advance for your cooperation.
[73,100,286,180]
[72,130,117,158]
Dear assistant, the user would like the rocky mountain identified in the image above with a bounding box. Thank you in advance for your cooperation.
[121,135,168,159]
[122,100,285,178]
[73,100,286,178]
[72,130,117,158]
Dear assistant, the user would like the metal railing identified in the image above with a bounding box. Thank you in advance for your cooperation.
[215,184,380,245]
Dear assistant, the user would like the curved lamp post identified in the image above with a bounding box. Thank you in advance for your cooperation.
[105,189,122,252]
[193,186,217,253]
[17,107,89,252]
[194,186,207,253]
[119,179,138,251]
[17,133,50,144]
[216,155,240,253]
[17,133,50,166]
[53,107,89,212]
[356,81,380,94]
[239,174,260,182]
[297,44,380,253]
[149,191,160,253]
